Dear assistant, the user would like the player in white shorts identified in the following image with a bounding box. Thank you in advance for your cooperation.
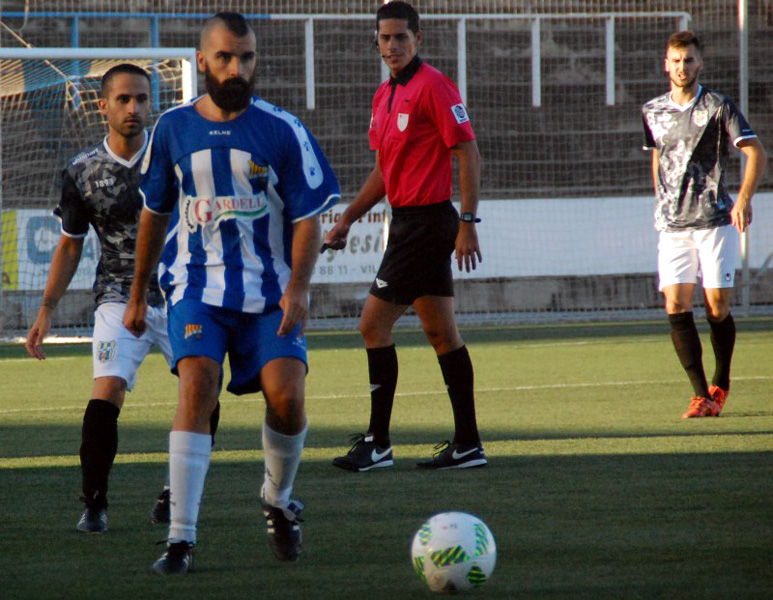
[25,64,219,535]
[642,31,767,418]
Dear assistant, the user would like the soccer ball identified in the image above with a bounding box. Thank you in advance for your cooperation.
[411,512,497,594]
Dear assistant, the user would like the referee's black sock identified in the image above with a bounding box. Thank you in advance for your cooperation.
[438,345,481,447]
[668,312,711,399]
[80,399,120,509]
[366,345,398,448]
[708,313,736,391]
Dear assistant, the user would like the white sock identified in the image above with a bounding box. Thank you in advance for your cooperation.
[261,422,307,508]
[168,431,211,544]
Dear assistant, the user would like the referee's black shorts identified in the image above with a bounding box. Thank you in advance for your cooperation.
[369,200,458,305]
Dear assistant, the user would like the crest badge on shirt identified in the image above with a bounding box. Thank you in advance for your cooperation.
[451,103,470,124]
[397,113,409,132]
[692,108,709,128]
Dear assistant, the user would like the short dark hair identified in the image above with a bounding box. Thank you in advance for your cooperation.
[204,11,252,39]
[667,30,702,54]
[100,63,150,98]
[376,1,420,35]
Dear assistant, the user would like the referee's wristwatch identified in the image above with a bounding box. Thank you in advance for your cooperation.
[459,212,481,223]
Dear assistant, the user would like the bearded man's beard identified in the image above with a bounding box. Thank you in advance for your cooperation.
[205,67,255,112]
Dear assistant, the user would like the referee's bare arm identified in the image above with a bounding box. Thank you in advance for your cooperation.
[323,153,386,251]
[124,208,170,337]
[453,139,482,272]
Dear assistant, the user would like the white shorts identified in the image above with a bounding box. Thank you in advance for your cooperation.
[92,302,173,391]
[658,225,739,291]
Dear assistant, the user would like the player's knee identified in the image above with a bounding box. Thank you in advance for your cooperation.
[706,304,730,322]
[359,318,390,347]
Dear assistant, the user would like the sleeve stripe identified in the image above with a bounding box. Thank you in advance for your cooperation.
[291,193,341,223]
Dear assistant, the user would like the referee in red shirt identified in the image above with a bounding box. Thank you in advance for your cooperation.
[326,1,486,471]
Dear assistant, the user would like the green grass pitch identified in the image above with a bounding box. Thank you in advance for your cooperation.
[1,319,771,599]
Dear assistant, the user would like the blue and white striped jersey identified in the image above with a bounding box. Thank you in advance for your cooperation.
[140,97,340,313]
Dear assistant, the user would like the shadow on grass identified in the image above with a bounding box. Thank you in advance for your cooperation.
[0,451,771,600]
[2,421,772,459]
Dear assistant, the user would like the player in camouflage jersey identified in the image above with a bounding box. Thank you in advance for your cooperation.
[641,31,767,418]
[25,64,219,533]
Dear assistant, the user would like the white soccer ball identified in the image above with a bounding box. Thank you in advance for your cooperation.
[411,512,497,594]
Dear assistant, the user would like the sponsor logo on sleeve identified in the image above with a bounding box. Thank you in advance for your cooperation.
[451,103,469,124]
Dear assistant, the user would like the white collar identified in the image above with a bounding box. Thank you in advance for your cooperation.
[102,130,148,168]
[668,85,702,112]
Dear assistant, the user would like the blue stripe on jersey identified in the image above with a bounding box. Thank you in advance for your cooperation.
[253,216,282,307]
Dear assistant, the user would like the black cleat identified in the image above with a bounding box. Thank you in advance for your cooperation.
[332,433,394,472]
[150,488,170,524]
[76,499,108,533]
[151,541,194,575]
[261,497,304,562]
[416,440,488,470]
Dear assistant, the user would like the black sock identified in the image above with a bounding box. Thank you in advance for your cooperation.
[438,345,481,447]
[366,345,398,448]
[80,399,120,509]
[708,313,735,391]
[668,312,710,398]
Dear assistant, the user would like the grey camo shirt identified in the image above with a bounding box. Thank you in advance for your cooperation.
[55,133,163,308]
[641,86,757,232]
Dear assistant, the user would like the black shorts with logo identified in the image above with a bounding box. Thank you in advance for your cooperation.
[370,200,458,305]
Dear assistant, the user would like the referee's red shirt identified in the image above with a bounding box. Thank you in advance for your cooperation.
[369,58,475,208]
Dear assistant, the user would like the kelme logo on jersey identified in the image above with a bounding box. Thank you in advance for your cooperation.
[692,108,709,128]
[183,194,268,232]
[97,340,116,363]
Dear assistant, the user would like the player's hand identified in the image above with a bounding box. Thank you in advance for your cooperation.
[455,223,482,272]
[323,220,351,251]
[730,199,753,233]
[278,285,309,337]
[25,311,52,360]
[123,297,148,338]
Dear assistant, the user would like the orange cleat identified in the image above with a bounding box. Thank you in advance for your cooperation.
[709,385,729,415]
[681,396,720,418]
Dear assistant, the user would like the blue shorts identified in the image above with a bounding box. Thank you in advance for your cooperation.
[167,299,307,396]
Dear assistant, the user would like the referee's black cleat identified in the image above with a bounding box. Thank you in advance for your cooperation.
[150,488,170,524]
[332,433,394,472]
[76,498,108,533]
[261,496,304,562]
[416,440,488,470]
[151,540,194,575]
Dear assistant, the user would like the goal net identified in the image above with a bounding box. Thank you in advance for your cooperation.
[0,48,196,338]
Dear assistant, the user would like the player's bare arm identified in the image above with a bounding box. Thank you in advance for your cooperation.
[453,139,482,272]
[324,155,386,250]
[278,215,322,337]
[731,137,768,233]
[650,149,660,194]
[124,208,170,337]
[26,235,84,360]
